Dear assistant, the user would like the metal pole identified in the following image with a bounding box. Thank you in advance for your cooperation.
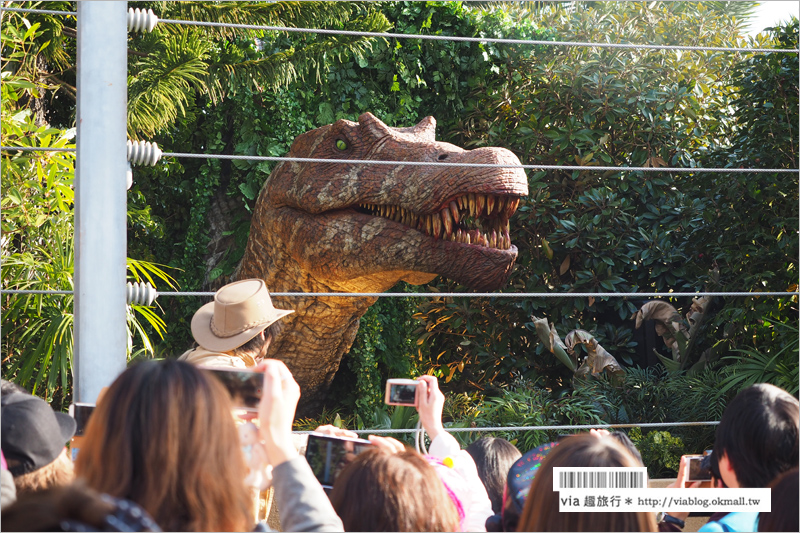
[74,1,128,403]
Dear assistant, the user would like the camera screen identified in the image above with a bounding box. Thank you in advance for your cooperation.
[389,383,417,405]
[305,434,372,489]
[70,403,95,437]
[687,456,712,481]
[204,368,263,409]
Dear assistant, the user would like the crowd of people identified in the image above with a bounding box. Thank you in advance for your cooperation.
[2,279,798,532]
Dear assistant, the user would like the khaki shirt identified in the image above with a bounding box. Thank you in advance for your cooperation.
[178,347,255,368]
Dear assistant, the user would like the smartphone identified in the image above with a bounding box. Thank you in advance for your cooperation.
[384,378,419,406]
[201,367,263,411]
[686,454,712,482]
[68,403,95,437]
[305,433,373,489]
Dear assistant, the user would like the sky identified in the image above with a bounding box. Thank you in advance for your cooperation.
[747,1,799,35]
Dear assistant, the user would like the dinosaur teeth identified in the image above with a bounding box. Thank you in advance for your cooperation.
[449,201,459,224]
[507,198,519,217]
[476,194,486,216]
[487,195,496,216]
[433,215,441,238]
[441,209,452,235]
[468,193,476,217]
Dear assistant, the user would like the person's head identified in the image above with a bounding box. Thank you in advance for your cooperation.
[230,318,285,364]
[191,278,293,362]
[518,434,657,532]
[466,437,522,514]
[608,431,644,466]
[714,383,799,488]
[75,359,252,532]
[1,392,76,495]
[758,467,799,532]
[329,447,460,532]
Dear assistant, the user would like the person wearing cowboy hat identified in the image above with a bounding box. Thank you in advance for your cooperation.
[179,279,294,368]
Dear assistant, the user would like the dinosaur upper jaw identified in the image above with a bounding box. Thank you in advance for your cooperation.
[263,189,523,293]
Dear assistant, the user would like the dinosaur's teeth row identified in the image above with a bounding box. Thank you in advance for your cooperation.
[457,194,520,218]
[357,195,517,250]
[446,228,512,250]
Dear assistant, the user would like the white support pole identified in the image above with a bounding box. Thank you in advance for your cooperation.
[74,2,128,403]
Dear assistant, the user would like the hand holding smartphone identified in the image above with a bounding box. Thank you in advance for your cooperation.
[305,432,373,489]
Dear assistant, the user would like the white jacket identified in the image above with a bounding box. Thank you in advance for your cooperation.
[429,432,494,532]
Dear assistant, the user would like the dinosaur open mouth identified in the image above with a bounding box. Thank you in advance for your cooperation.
[355,193,521,250]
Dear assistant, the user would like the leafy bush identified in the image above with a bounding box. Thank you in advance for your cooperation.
[414,5,798,394]
[628,427,685,479]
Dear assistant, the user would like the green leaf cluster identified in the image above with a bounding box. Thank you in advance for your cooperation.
[1,17,176,407]
[413,4,798,395]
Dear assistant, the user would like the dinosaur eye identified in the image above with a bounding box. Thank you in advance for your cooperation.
[335,139,348,151]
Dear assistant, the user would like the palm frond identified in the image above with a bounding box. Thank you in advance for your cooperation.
[127,29,212,138]
[205,11,392,99]
[152,1,366,40]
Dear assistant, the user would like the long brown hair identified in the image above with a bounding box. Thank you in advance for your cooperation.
[74,360,252,532]
[518,434,657,532]
[329,447,460,532]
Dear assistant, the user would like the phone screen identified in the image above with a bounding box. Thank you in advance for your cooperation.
[687,455,712,481]
[202,367,263,410]
[69,403,95,437]
[305,433,372,489]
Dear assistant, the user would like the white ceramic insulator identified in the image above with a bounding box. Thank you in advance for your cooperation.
[127,140,162,166]
[126,162,133,190]
[127,281,158,306]
[127,8,158,33]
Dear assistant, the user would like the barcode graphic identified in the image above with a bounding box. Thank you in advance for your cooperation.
[554,468,648,490]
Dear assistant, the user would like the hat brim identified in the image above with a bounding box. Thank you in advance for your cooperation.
[191,301,294,353]
[54,411,77,442]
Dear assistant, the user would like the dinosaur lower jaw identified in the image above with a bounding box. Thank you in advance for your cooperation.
[356,193,521,251]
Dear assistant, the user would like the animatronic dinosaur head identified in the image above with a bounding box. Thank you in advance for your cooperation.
[250,112,529,292]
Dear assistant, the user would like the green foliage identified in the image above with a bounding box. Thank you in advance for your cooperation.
[441,378,607,451]
[1,19,174,407]
[413,5,798,393]
[628,427,685,479]
[719,320,799,396]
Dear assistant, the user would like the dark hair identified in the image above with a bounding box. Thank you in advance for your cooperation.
[231,319,284,363]
[466,437,521,514]
[329,447,460,532]
[75,360,252,532]
[714,383,799,488]
[758,468,799,532]
[609,432,644,466]
[517,434,657,532]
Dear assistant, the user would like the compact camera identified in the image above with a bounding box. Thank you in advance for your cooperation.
[305,433,373,489]
[686,450,714,482]
[201,367,263,411]
[384,378,419,406]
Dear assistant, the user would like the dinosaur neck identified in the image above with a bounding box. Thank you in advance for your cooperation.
[237,238,376,411]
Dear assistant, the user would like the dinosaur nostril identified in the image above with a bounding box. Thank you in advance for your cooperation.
[437,154,449,161]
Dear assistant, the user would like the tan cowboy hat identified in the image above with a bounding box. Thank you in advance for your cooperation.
[191,279,293,353]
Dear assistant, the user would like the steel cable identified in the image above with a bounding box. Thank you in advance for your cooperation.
[2,147,797,174]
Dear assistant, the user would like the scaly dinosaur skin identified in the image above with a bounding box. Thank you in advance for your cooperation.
[238,112,528,411]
